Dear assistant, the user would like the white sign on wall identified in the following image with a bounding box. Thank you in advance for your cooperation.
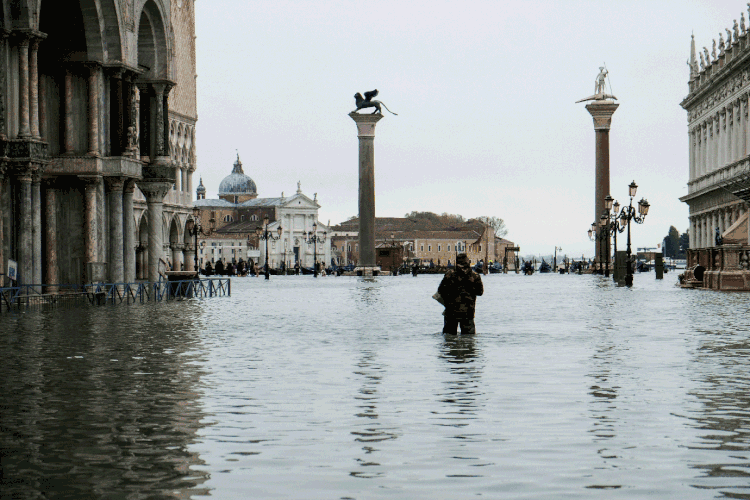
[7,259,17,282]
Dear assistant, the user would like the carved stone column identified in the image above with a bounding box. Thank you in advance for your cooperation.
[87,64,100,156]
[735,100,741,162]
[153,84,166,157]
[0,164,5,285]
[123,179,136,283]
[32,169,42,288]
[172,243,184,271]
[44,179,58,293]
[29,38,40,139]
[704,121,709,175]
[106,177,125,283]
[138,181,171,283]
[584,100,618,265]
[18,38,31,138]
[64,69,75,154]
[688,130,695,181]
[349,112,384,273]
[18,168,33,285]
[184,244,194,272]
[82,176,100,281]
[688,215,695,248]
[0,31,8,140]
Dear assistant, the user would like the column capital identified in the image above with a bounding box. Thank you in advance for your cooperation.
[80,175,102,188]
[11,29,47,43]
[138,180,171,201]
[584,101,619,130]
[123,178,137,194]
[104,176,125,191]
[172,243,185,251]
[349,111,384,137]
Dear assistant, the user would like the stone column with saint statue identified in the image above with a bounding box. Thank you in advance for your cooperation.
[577,68,619,267]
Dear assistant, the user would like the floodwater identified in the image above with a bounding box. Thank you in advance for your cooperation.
[3,272,750,499]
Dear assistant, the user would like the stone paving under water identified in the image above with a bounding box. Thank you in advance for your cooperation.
[2,272,750,499]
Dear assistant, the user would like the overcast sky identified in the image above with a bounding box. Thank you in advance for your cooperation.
[193,0,743,258]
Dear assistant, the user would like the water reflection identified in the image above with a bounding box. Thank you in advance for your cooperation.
[350,349,398,479]
[687,325,750,497]
[0,304,210,499]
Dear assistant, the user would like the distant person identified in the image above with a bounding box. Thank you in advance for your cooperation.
[437,253,483,335]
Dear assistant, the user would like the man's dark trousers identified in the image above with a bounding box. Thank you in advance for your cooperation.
[443,315,476,335]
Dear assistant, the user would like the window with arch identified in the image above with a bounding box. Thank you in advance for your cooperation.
[251,215,258,221]
[223,215,233,222]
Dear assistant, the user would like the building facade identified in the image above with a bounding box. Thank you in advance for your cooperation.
[0,0,198,287]
[681,10,750,289]
[331,217,516,270]
[193,158,331,270]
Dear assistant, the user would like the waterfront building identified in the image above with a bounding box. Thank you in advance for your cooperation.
[0,0,198,287]
[681,10,750,289]
[331,217,516,269]
[193,157,331,270]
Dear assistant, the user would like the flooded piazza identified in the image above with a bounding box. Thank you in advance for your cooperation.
[3,273,750,499]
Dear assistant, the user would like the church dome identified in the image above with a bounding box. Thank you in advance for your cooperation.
[218,155,257,197]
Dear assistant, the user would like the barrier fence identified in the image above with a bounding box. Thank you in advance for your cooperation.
[0,278,231,312]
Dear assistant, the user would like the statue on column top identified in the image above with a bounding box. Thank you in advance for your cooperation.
[712,39,717,59]
[704,46,711,64]
[575,66,617,103]
[734,20,740,40]
[700,52,706,71]
[726,28,733,46]
[297,181,302,194]
[719,34,725,54]
[352,89,398,115]
[741,13,746,34]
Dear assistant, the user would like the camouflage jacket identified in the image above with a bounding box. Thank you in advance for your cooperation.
[437,265,484,318]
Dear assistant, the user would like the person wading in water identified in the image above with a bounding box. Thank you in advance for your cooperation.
[437,253,483,334]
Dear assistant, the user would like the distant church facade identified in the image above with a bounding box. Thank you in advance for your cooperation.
[193,156,331,270]
[0,0,198,287]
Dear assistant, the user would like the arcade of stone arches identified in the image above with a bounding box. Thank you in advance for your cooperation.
[0,0,198,287]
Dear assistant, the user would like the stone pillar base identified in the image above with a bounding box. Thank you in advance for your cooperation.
[703,270,750,290]
[86,262,108,284]
[355,266,380,277]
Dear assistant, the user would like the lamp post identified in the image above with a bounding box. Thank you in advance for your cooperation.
[304,221,327,278]
[187,207,214,275]
[256,214,282,280]
[588,219,607,275]
[617,181,650,287]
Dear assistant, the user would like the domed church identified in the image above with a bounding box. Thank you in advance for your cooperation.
[193,154,331,271]
[218,156,258,203]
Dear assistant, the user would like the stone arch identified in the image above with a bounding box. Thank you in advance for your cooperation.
[136,0,169,79]
[38,0,107,62]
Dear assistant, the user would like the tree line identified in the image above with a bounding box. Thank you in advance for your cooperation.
[662,226,689,259]
[404,211,508,237]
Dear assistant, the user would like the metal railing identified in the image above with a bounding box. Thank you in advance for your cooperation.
[0,278,231,311]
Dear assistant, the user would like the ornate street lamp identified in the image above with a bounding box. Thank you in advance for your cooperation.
[187,206,215,274]
[256,215,282,280]
[304,221,327,277]
[612,181,650,287]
